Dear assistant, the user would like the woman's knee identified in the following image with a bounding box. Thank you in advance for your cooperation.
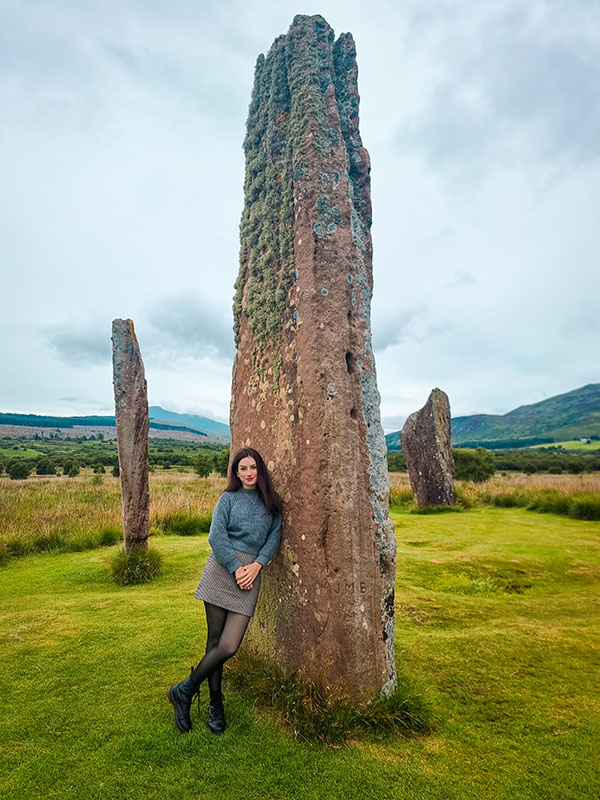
[217,639,240,661]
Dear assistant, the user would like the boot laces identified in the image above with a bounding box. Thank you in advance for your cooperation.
[190,665,202,714]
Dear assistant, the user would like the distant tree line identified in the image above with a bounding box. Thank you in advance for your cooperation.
[453,437,555,450]
[386,446,600,481]
[3,436,599,482]
[0,412,206,437]
[0,439,231,480]
[492,450,600,474]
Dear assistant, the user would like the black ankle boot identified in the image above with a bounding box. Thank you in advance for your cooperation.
[208,690,226,735]
[167,667,199,733]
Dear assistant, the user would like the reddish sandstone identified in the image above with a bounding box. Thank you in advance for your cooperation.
[230,15,396,700]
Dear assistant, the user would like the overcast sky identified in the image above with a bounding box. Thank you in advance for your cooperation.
[1,0,598,432]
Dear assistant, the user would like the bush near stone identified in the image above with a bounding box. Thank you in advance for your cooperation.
[110,546,163,585]
[453,448,495,483]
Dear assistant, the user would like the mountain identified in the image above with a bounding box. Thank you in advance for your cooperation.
[385,384,600,449]
[148,406,230,441]
[0,407,231,443]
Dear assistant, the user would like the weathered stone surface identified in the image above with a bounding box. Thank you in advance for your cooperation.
[112,319,150,551]
[230,15,396,700]
[401,388,455,508]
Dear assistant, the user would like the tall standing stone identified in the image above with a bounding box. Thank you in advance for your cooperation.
[112,319,150,551]
[401,388,455,508]
[230,15,396,700]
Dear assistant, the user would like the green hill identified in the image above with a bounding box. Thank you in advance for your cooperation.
[386,384,600,449]
[148,406,230,441]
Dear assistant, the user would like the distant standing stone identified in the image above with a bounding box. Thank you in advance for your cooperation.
[112,319,150,551]
[401,388,455,507]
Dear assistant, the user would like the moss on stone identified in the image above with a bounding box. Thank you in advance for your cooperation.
[234,16,337,382]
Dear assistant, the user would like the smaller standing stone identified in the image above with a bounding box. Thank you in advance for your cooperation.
[112,319,150,551]
[401,388,455,507]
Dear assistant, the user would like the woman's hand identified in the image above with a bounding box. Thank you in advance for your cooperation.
[235,562,262,590]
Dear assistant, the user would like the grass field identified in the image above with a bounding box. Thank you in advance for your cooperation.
[530,440,600,451]
[1,501,598,799]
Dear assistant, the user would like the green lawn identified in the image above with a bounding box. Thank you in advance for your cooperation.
[531,440,600,451]
[1,508,598,799]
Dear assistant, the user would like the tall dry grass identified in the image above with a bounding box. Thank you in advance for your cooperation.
[390,471,600,520]
[1,469,598,563]
[0,469,225,561]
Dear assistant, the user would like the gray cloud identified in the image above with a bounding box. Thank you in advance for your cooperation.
[42,322,111,367]
[562,301,600,337]
[146,293,235,362]
[446,270,476,288]
[372,306,425,353]
[58,396,114,412]
[398,3,600,171]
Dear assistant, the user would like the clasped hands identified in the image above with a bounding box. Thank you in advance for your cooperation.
[235,561,262,590]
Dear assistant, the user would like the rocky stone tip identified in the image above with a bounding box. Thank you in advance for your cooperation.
[291,13,331,27]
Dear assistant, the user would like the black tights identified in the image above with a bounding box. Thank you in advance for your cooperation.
[189,602,250,695]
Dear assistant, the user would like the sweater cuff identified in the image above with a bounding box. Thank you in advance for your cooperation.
[255,554,269,567]
[227,556,243,573]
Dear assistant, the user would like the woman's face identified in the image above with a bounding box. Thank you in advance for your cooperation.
[237,456,258,489]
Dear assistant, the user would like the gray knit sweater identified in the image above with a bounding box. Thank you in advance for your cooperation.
[208,489,282,573]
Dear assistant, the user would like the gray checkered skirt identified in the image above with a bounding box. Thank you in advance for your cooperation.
[194,549,261,617]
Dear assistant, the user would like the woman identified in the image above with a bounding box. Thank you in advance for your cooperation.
[167,447,282,734]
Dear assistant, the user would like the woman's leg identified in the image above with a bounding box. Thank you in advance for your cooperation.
[189,608,250,687]
[203,602,227,695]
[168,605,250,733]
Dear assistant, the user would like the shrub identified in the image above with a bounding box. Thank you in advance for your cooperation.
[453,448,495,482]
[387,451,406,472]
[389,488,413,508]
[3,535,33,557]
[492,492,529,508]
[156,512,212,536]
[35,459,57,476]
[110,546,163,585]
[454,487,475,509]
[67,533,101,552]
[526,491,570,516]
[215,448,230,478]
[569,495,600,521]
[31,531,67,552]
[99,525,123,546]
[195,450,214,477]
[7,461,30,480]
[112,463,120,478]
[93,463,105,474]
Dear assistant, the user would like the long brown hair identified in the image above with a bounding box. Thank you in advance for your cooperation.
[225,447,282,517]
